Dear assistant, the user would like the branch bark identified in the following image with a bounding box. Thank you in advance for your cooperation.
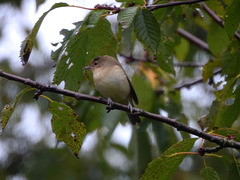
[146,0,206,11]
[201,2,240,41]
[1,70,240,151]
[176,28,211,54]
[92,0,206,12]
[174,68,221,90]
[120,54,204,67]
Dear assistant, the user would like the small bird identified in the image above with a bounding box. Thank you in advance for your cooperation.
[83,55,141,125]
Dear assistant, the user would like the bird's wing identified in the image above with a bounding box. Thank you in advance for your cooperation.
[127,77,138,105]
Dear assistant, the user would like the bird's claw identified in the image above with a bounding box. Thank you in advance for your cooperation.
[128,101,134,114]
[106,97,113,113]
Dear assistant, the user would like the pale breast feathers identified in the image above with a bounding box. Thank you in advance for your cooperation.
[93,65,131,104]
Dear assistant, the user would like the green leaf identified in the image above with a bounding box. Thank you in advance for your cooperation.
[53,12,118,91]
[20,2,69,65]
[220,51,240,78]
[131,74,154,112]
[116,0,144,5]
[130,126,152,176]
[49,101,86,157]
[212,128,240,142]
[0,87,33,134]
[36,0,46,10]
[224,0,240,37]
[157,38,175,75]
[174,37,189,61]
[51,21,83,61]
[81,102,102,132]
[140,138,197,180]
[200,167,220,180]
[134,8,161,53]
[206,77,240,130]
[228,161,240,179]
[206,0,225,17]
[118,25,136,55]
[83,10,105,27]
[207,21,229,57]
[118,6,139,29]
[202,59,220,82]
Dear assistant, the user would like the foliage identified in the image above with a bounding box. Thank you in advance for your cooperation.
[1,0,240,179]
[140,138,197,180]
[49,101,86,158]
[200,167,220,180]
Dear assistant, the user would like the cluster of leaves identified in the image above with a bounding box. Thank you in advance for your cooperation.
[202,0,240,131]
[1,0,240,179]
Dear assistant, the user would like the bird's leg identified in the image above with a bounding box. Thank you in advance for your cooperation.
[106,97,113,113]
[128,101,134,114]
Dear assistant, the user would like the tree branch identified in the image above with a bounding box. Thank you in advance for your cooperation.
[176,28,211,54]
[120,54,204,67]
[85,0,206,13]
[1,70,240,151]
[174,62,204,67]
[201,2,240,41]
[174,68,221,90]
[147,0,206,11]
[198,146,224,155]
[121,27,219,91]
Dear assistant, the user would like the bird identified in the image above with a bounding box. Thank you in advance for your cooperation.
[83,55,141,125]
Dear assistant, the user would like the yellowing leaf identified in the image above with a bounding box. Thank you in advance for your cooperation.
[0,87,33,134]
[49,101,86,157]
[20,3,69,65]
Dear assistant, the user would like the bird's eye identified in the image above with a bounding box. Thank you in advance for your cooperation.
[94,62,98,66]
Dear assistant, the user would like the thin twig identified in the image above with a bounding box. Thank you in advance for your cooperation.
[69,0,206,13]
[174,68,221,90]
[120,54,204,67]
[1,70,240,150]
[147,0,206,11]
[174,62,204,67]
[94,4,121,13]
[198,146,224,156]
[201,2,240,41]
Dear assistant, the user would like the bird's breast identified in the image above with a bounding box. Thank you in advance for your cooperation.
[93,66,130,104]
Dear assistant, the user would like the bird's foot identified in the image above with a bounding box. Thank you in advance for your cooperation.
[128,101,134,114]
[106,97,113,113]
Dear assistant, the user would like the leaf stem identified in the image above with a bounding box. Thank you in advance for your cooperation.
[40,95,53,102]
[68,5,96,11]
[168,152,222,158]
[231,148,240,175]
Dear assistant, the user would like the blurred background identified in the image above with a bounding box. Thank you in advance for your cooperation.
[0,0,227,179]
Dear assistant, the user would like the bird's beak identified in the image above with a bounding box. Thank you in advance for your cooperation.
[83,65,91,70]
